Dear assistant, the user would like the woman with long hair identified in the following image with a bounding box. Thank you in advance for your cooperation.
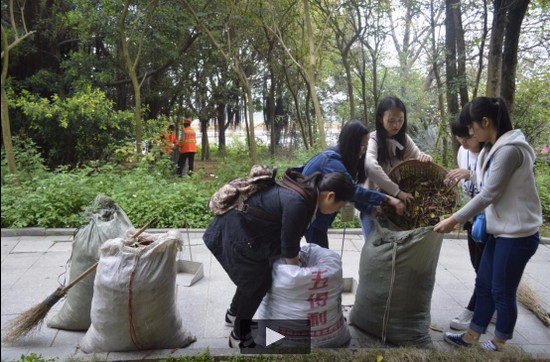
[203,170,356,348]
[361,96,432,236]
[302,120,405,248]
[434,96,542,351]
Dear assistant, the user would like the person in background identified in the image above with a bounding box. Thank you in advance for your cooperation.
[434,96,542,351]
[203,170,356,348]
[161,124,177,155]
[301,120,405,248]
[178,118,197,176]
[362,95,432,237]
[446,117,496,331]
[160,124,178,171]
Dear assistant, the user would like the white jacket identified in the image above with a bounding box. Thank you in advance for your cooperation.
[455,129,542,238]
[364,131,428,196]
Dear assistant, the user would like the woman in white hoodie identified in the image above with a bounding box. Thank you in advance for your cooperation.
[434,96,542,351]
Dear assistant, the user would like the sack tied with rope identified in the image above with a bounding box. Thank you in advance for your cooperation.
[348,219,443,348]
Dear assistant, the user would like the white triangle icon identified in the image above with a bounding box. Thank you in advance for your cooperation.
[265,327,285,346]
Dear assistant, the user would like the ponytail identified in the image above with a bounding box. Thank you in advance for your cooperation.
[460,96,513,139]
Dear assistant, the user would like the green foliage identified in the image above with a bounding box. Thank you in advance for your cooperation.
[535,158,550,223]
[1,143,547,235]
[1,136,48,185]
[10,353,56,362]
[10,85,134,168]
[513,72,550,149]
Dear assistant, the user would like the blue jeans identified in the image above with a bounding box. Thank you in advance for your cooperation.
[470,233,539,340]
[359,212,373,240]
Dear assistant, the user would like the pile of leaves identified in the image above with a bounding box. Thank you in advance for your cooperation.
[382,178,457,230]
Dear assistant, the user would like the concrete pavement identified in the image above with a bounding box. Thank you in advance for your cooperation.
[1,228,549,361]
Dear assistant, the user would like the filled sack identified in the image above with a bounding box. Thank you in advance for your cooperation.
[48,194,133,331]
[80,230,196,352]
[257,244,350,348]
[348,220,443,348]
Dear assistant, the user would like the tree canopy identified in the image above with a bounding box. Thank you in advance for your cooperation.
[2,0,549,172]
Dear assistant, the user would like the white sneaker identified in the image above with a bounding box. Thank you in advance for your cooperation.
[450,309,473,331]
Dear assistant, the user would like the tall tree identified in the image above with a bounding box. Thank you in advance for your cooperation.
[500,0,530,112]
[1,0,35,176]
[182,0,261,163]
[119,0,159,159]
[487,0,531,112]
[322,0,363,121]
[444,0,461,164]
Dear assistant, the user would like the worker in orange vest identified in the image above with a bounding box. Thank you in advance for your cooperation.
[161,124,177,155]
[177,118,197,176]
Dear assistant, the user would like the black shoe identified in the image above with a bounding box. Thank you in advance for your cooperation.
[225,309,236,327]
[225,309,258,329]
[229,331,256,348]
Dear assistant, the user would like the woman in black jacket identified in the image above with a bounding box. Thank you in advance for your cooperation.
[203,170,355,349]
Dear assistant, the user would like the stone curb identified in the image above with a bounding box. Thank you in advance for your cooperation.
[2,227,549,244]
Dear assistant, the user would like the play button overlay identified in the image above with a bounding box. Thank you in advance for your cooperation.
[266,327,285,346]
[240,319,311,354]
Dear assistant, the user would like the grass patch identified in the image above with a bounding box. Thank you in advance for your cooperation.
[159,345,543,362]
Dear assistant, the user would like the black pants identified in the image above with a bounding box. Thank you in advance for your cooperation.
[177,152,195,176]
[229,281,271,338]
[465,221,486,311]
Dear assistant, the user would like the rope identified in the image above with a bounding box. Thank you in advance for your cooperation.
[128,254,144,350]
[381,240,398,344]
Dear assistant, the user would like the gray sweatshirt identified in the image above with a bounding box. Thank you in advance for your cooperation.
[453,129,542,238]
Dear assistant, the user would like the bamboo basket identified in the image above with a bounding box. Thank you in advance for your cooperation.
[383,160,459,230]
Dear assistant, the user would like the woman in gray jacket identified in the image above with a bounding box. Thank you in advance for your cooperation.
[434,96,542,351]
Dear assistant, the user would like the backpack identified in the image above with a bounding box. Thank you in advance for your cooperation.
[208,165,317,221]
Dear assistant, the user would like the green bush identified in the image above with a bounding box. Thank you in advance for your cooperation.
[1,143,547,233]
[535,158,550,223]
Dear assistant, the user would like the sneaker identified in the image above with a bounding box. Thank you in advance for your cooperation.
[450,309,474,331]
[481,340,499,351]
[224,309,258,329]
[229,331,256,348]
[490,312,497,324]
[444,332,472,347]
[225,309,236,327]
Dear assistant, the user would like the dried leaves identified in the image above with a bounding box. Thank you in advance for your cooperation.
[383,177,457,230]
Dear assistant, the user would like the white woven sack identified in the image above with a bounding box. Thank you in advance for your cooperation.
[80,230,196,353]
[48,195,134,331]
[257,244,350,348]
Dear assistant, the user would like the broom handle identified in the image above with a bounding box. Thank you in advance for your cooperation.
[61,218,157,292]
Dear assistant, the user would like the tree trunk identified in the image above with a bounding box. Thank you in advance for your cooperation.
[486,0,507,97]
[445,0,459,117]
[119,0,155,160]
[454,1,468,107]
[200,117,210,161]
[1,79,16,175]
[473,0,488,98]
[501,0,530,113]
[245,86,257,164]
[303,0,326,149]
[1,0,36,178]
[216,103,226,152]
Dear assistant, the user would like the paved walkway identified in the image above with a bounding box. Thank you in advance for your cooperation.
[1,228,549,361]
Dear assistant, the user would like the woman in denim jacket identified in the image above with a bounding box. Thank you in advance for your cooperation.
[302,120,405,248]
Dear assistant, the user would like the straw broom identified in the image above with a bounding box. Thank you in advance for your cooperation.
[517,279,550,327]
[3,218,157,342]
